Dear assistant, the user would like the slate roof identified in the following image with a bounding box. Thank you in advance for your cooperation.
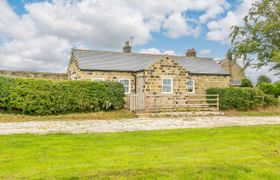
[72,49,230,75]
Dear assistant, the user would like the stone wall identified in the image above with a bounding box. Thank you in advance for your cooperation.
[190,74,230,94]
[0,70,67,80]
[141,57,188,95]
[78,70,136,93]
[67,54,82,80]
[138,57,189,111]
[220,60,244,86]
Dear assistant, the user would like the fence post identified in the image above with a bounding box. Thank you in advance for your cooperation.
[217,94,219,111]
[129,94,133,112]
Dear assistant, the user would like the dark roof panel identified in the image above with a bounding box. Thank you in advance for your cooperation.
[73,49,230,75]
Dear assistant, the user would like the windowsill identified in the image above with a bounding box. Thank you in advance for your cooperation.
[162,92,173,94]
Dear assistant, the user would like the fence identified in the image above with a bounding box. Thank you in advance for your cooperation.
[129,93,219,113]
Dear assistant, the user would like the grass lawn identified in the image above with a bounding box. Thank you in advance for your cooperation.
[0,109,136,122]
[0,125,280,179]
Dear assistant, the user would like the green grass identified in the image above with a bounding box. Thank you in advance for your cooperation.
[0,125,280,179]
[0,109,136,122]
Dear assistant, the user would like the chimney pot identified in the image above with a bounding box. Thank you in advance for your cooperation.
[186,48,196,57]
[123,40,131,53]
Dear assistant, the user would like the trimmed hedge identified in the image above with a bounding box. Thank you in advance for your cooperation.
[0,76,125,115]
[206,87,277,111]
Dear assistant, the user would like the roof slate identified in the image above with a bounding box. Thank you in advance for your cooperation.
[72,49,230,75]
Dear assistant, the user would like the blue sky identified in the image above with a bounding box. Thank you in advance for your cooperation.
[0,0,279,82]
[7,0,232,59]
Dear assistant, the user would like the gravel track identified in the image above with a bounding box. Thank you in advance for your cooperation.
[0,116,280,135]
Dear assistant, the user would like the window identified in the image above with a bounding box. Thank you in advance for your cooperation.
[162,78,173,93]
[187,80,195,93]
[92,78,105,81]
[119,79,130,94]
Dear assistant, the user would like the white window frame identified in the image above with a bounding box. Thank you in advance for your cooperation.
[119,78,131,94]
[187,79,195,93]
[162,78,173,94]
[92,77,105,81]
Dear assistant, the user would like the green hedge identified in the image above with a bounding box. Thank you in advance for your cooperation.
[206,87,277,111]
[0,76,125,115]
[257,82,280,97]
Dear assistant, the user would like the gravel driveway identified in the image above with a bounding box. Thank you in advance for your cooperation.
[0,116,280,135]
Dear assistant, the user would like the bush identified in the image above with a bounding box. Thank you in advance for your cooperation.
[0,76,125,115]
[258,82,280,97]
[241,77,253,87]
[206,87,277,111]
[257,75,271,85]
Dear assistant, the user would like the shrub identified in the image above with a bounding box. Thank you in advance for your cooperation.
[258,82,280,97]
[206,87,277,111]
[257,75,271,85]
[241,77,253,87]
[0,76,125,115]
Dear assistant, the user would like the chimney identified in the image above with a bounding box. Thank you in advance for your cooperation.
[186,48,196,57]
[226,50,233,60]
[123,41,131,53]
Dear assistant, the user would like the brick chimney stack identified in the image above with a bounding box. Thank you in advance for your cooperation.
[123,41,131,53]
[186,48,196,57]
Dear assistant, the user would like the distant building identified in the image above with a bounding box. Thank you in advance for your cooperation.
[217,56,244,86]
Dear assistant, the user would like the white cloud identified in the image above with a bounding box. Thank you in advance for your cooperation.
[199,1,230,23]
[0,35,71,72]
[199,49,211,56]
[206,0,253,43]
[139,48,177,55]
[0,0,236,72]
[163,12,201,38]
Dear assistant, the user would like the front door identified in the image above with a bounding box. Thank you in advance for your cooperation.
[136,77,144,110]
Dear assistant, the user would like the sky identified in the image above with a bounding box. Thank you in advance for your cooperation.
[0,0,279,83]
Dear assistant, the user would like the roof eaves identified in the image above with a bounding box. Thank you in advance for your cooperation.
[189,72,230,76]
[79,68,145,73]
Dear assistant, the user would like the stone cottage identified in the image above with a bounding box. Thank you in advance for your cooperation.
[68,42,231,112]
[218,52,244,86]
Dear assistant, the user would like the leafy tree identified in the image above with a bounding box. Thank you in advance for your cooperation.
[257,75,271,85]
[241,77,253,87]
[230,0,280,74]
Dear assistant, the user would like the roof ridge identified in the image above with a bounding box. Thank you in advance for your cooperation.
[72,48,214,60]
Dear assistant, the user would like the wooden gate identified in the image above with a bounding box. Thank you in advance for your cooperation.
[129,94,219,112]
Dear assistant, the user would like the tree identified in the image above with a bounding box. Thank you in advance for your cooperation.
[230,0,280,74]
[241,77,253,87]
[257,75,271,85]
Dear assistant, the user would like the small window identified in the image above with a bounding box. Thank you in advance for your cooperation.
[187,80,195,93]
[119,79,130,94]
[92,78,105,81]
[162,78,173,93]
